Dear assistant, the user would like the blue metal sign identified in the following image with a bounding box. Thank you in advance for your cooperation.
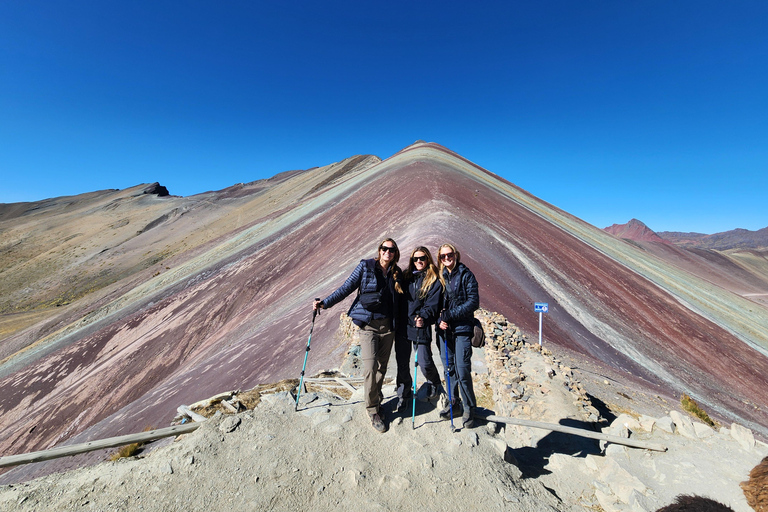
[534,302,549,313]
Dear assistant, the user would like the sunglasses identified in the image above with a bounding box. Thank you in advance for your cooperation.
[439,252,455,260]
[380,245,397,253]
[412,255,428,262]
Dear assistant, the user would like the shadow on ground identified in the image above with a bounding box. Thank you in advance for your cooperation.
[479,396,618,481]
[510,417,603,479]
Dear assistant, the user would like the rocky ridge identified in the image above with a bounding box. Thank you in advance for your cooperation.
[1,310,766,511]
[659,227,768,251]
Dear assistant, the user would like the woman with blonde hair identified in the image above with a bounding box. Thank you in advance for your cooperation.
[394,246,444,411]
[314,238,403,433]
[436,242,480,428]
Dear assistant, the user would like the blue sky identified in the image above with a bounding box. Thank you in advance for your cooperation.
[1,2,766,233]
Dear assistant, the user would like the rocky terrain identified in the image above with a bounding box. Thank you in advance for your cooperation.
[1,310,765,511]
[2,142,768,489]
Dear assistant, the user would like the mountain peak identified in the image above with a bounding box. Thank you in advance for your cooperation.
[604,219,670,244]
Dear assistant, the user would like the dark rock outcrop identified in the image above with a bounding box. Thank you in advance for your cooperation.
[142,183,169,196]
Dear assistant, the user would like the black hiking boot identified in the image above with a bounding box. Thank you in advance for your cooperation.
[439,400,462,420]
[426,383,442,401]
[462,406,475,428]
[396,394,411,413]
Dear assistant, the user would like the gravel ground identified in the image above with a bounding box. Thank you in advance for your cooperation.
[0,389,569,512]
[1,315,766,512]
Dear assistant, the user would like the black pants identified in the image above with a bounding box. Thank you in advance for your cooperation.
[394,334,412,398]
[415,340,441,387]
[396,335,442,398]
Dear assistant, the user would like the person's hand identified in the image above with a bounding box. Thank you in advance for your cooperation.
[415,316,424,328]
[313,299,324,311]
[439,320,449,330]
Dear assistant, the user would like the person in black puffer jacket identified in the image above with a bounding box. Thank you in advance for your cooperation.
[314,238,404,433]
[400,246,444,409]
[436,243,480,428]
[393,246,444,411]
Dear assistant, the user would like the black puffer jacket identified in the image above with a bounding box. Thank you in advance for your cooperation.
[406,271,442,343]
[440,262,479,335]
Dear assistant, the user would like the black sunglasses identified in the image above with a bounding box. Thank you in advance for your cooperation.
[380,245,397,253]
[412,255,427,262]
[439,252,455,260]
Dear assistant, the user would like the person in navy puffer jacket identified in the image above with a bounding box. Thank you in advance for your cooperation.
[436,243,480,428]
[396,246,444,411]
[314,238,404,433]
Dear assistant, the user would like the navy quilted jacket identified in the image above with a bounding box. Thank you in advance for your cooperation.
[322,258,401,328]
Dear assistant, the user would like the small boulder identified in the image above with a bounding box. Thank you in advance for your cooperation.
[599,457,647,504]
[693,421,715,439]
[546,453,575,471]
[731,422,756,451]
[656,416,675,434]
[610,414,641,436]
[219,416,241,434]
[669,411,697,439]
[638,415,656,433]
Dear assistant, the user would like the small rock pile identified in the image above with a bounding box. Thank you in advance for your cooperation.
[476,308,601,424]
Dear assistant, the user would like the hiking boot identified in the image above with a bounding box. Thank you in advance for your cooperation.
[462,406,475,429]
[371,413,387,433]
[396,395,409,412]
[426,383,441,401]
[439,400,462,420]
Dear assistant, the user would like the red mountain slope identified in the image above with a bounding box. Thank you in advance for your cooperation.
[2,142,768,483]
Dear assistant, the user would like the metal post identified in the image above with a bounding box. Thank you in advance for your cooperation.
[538,311,543,345]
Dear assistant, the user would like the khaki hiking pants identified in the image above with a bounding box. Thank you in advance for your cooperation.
[358,317,394,416]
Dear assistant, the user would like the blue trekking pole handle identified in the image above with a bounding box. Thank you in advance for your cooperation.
[295,299,320,411]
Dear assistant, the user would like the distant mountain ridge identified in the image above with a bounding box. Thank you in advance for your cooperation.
[659,226,768,251]
[604,219,768,251]
[602,218,768,317]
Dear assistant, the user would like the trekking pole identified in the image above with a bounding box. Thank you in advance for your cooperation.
[442,332,456,433]
[411,343,418,429]
[295,299,320,412]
